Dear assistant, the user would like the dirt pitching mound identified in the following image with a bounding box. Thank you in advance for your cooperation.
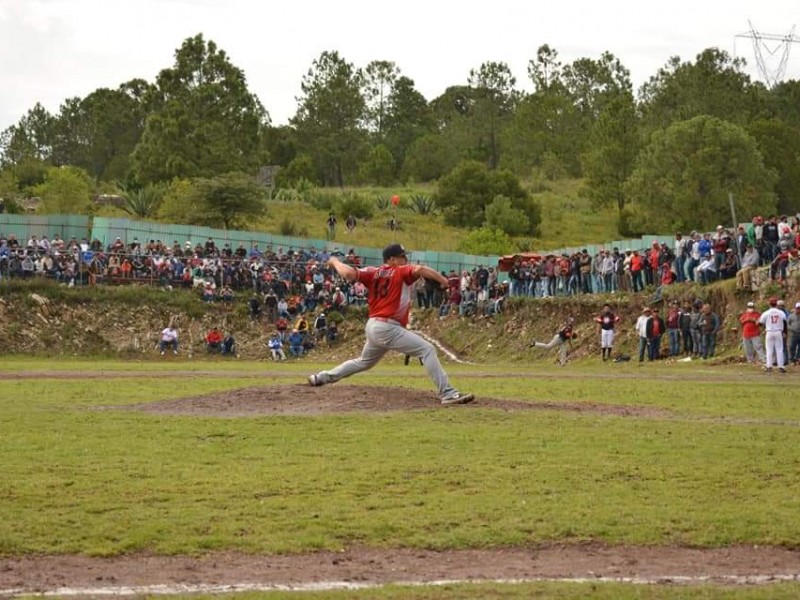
[127,384,670,418]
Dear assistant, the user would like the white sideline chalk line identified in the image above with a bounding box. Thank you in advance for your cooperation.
[4,573,800,597]
[416,330,472,364]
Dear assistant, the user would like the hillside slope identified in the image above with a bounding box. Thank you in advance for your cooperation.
[0,279,782,364]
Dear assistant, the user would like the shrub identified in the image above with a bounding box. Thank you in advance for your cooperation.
[408,194,437,215]
[335,192,375,220]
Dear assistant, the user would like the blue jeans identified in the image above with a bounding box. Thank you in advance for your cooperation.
[789,333,800,364]
[648,336,662,360]
[667,329,681,356]
[638,337,648,362]
[701,333,716,358]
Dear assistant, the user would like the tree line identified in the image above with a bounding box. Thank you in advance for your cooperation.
[1,33,799,238]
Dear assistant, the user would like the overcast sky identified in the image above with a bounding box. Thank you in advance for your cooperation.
[1,0,799,131]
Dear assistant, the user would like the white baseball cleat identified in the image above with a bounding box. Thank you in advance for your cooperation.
[308,374,325,387]
[440,392,475,406]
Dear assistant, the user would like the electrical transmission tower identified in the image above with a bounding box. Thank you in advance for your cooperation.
[735,20,800,87]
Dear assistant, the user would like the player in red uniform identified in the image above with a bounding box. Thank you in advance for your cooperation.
[308,243,474,405]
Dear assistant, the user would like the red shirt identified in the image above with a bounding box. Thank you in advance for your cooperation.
[739,310,761,339]
[358,263,416,327]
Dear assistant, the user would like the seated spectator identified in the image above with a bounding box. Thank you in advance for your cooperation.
[268,332,287,360]
[221,333,236,356]
[294,314,309,335]
[277,298,290,319]
[159,325,179,355]
[326,321,339,343]
[719,249,738,279]
[219,285,234,302]
[288,329,305,357]
[695,255,717,285]
[330,286,347,312]
[205,327,224,353]
[201,281,216,302]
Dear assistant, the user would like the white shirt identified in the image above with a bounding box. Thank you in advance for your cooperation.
[161,327,178,342]
[759,308,786,332]
[635,315,650,337]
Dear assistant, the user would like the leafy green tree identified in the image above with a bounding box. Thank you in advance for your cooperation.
[187,172,266,229]
[132,34,269,184]
[748,118,800,214]
[274,153,318,188]
[435,160,539,234]
[457,227,514,255]
[261,125,297,167]
[51,82,152,182]
[358,144,395,185]
[638,48,762,133]
[467,61,519,169]
[292,51,367,186]
[156,178,194,223]
[401,133,455,182]
[382,76,434,174]
[0,103,55,165]
[363,60,400,138]
[580,92,639,211]
[624,116,777,233]
[484,195,530,235]
[34,166,93,214]
[768,80,800,130]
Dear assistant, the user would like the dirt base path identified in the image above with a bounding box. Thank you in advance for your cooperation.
[2,545,800,595]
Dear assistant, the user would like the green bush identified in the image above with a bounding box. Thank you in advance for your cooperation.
[335,192,375,220]
[408,194,437,215]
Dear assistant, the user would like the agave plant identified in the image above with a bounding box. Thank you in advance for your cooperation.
[408,193,437,215]
[121,184,164,218]
[375,195,391,211]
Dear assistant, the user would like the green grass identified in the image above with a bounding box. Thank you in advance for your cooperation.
[1,360,800,559]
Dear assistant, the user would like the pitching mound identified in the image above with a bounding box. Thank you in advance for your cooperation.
[126,384,670,418]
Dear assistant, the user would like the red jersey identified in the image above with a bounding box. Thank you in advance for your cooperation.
[358,263,417,326]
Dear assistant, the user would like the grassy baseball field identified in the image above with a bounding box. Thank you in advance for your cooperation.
[1,356,799,598]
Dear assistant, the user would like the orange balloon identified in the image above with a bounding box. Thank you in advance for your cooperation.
[391,194,400,206]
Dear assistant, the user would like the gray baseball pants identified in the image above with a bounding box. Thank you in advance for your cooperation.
[315,318,455,397]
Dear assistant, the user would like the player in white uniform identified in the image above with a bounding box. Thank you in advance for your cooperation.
[759,297,788,372]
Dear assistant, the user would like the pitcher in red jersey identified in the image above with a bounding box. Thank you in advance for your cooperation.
[308,243,474,405]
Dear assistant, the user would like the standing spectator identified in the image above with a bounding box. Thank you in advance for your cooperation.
[739,302,766,364]
[689,300,704,358]
[665,300,682,357]
[530,318,577,366]
[635,307,651,362]
[288,329,305,357]
[760,297,788,372]
[326,212,337,239]
[594,303,620,361]
[698,303,720,359]
[159,324,179,355]
[630,250,644,292]
[345,214,357,233]
[787,302,800,366]
[680,300,694,356]
[645,307,665,361]
[308,243,474,405]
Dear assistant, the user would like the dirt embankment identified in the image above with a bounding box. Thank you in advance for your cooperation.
[0,280,782,362]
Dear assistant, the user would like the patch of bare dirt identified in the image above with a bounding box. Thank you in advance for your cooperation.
[2,545,800,593]
[121,384,671,419]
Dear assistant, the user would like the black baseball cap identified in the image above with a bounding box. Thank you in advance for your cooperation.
[382,243,407,262]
